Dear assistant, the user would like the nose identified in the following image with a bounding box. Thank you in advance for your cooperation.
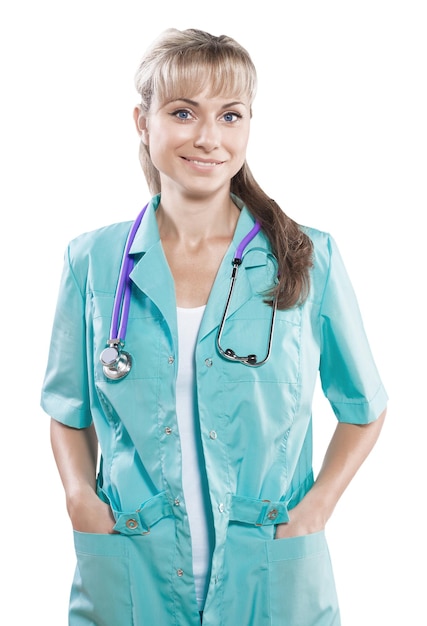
[193,120,220,152]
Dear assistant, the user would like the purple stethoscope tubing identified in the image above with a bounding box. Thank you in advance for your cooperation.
[109,203,149,340]
[234,220,261,262]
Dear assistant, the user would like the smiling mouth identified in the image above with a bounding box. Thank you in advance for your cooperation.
[182,157,224,167]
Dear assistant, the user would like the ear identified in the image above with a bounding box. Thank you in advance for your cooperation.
[133,106,149,145]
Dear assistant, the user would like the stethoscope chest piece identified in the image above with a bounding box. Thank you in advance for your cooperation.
[100,343,132,380]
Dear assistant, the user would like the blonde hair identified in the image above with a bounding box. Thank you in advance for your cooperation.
[134,28,313,310]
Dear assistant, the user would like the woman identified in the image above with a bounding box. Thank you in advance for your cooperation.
[41,28,387,626]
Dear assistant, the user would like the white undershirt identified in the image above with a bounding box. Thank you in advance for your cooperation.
[176,305,214,610]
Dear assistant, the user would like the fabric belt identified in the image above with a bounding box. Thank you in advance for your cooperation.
[229,495,289,526]
[111,491,173,536]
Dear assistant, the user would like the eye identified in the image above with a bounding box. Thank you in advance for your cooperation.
[172,109,193,121]
[222,112,242,123]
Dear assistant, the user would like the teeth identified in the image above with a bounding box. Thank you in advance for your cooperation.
[188,159,220,166]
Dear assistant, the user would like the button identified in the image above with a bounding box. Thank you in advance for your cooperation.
[177,569,184,577]
[218,503,225,513]
[205,358,213,367]
[209,430,217,440]
[168,356,175,364]
[164,427,172,435]
[267,508,279,521]
[126,518,138,529]
[174,498,181,506]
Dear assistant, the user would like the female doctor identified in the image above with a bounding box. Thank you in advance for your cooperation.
[41,28,387,626]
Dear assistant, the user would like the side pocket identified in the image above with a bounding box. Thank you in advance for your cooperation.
[70,531,133,625]
[267,531,341,626]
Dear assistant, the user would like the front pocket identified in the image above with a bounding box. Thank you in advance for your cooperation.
[70,531,133,625]
[267,531,341,626]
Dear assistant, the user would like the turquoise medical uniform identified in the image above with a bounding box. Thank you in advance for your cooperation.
[41,195,387,626]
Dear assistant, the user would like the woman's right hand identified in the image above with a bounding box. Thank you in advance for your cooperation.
[50,420,116,534]
[50,420,117,534]
[67,485,116,534]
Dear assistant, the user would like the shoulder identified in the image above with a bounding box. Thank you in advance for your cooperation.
[301,224,331,246]
[301,225,335,269]
[300,225,348,300]
[65,221,133,291]
[68,221,133,260]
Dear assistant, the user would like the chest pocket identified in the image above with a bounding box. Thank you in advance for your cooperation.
[216,300,302,384]
[90,292,164,383]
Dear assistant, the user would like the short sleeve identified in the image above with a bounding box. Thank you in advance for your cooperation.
[40,245,92,428]
[319,235,388,423]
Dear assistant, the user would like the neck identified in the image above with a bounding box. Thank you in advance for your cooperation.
[156,188,240,244]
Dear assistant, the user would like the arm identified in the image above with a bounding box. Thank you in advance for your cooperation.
[50,418,116,534]
[275,408,386,539]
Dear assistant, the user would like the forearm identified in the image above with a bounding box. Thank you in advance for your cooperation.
[308,408,387,521]
[50,418,98,498]
[50,419,99,520]
[276,408,386,538]
[50,418,115,532]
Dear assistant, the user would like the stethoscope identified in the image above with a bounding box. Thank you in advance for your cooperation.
[100,204,277,380]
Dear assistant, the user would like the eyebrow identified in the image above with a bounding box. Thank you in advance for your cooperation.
[168,98,246,109]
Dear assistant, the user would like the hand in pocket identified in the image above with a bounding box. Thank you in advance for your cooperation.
[68,486,116,534]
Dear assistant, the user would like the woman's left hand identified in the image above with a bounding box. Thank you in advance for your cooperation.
[274,491,328,540]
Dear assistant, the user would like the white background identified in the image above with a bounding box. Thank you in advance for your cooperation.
[1,1,426,624]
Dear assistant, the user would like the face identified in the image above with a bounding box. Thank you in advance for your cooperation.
[134,88,251,199]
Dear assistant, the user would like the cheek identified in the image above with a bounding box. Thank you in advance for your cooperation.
[148,126,189,163]
[230,131,250,165]
[145,131,169,168]
[148,145,167,174]
[231,125,250,153]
